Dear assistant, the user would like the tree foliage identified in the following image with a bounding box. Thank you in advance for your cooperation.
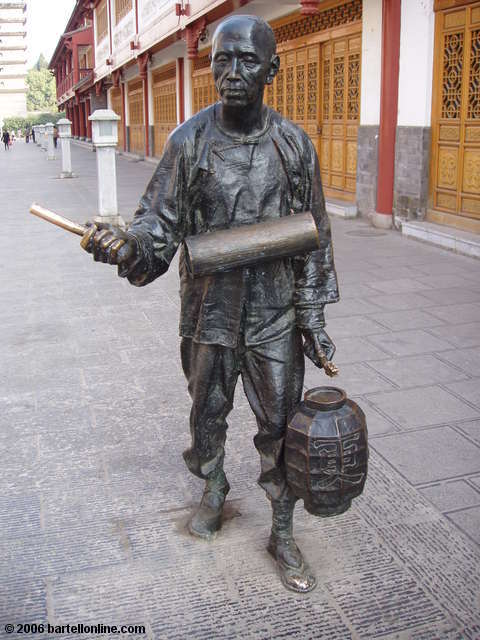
[2,112,65,134]
[26,55,57,112]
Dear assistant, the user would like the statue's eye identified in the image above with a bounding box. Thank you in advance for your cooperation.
[214,55,229,64]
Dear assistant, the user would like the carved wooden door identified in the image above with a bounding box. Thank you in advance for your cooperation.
[192,52,217,114]
[128,79,145,155]
[152,63,177,157]
[265,44,321,155]
[431,4,480,225]
[110,87,124,151]
[320,34,361,201]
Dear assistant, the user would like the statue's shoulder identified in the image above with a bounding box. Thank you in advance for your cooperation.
[166,104,216,150]
[268,109,315,157]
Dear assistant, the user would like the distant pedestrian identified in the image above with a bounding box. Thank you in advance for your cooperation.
[2,130,10,150]
[25,130,30,143]
[53,126,59,148]
[32,128,36,143]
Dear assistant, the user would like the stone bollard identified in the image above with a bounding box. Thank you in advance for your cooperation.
[38,125,46,150]
[34,126,40,145]
[45,122,56,160]
[88,109,124,226]
[57,118,74,178]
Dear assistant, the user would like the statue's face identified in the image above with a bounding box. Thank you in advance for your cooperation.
[211,19,277,108]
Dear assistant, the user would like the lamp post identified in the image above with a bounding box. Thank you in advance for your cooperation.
[88,109,124,226]
[57,118,74,178]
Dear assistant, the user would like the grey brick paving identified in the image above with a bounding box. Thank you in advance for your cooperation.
[1,142,480,639]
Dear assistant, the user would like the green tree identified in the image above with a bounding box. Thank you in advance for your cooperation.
[26,55,57,112]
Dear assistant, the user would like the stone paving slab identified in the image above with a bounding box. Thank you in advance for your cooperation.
[1,142,480,639]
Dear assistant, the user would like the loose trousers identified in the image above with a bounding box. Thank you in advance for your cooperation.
[181,329,305,501]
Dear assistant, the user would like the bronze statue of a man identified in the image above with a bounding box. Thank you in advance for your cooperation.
[81,15,339,593]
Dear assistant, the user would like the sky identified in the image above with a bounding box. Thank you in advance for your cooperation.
[27,0,77,68]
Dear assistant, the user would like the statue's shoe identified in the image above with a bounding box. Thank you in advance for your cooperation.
[188,489,226,540]
[267,534,317,593]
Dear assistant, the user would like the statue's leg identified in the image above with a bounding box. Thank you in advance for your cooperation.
[241,329,316,592]
[180,338,239,540]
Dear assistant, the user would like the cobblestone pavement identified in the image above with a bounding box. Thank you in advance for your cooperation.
[1,140,480,640]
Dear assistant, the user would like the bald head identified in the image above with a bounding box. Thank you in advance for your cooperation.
[212,15,277,60]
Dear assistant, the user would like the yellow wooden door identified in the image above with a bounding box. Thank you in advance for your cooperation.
[431,4,480,227]
[320,34,361,201]
[128,79,145,155]
[110,87,124,151]
[192,52,217,114]
[152,63,177,157]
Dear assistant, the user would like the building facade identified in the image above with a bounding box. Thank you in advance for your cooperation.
[0,1,27,118]
[50,0,480,235]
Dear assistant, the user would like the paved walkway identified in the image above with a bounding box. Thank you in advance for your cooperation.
[1,140,480,639]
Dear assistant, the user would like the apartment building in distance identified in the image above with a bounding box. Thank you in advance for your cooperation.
[0,1,27,118]
[49,0,480,237]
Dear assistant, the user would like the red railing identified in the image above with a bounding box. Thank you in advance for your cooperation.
[57,71,73,99]
[56,68,93,99]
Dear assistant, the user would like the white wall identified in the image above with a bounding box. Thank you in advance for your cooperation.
[360,0,382,126]
[397,0,435,127]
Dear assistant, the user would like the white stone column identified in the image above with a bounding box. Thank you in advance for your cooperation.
[183,56,193,121]
[57,118,74,178]
[45,122,56,160]
[39,125,46,150]
[89,109,124,226]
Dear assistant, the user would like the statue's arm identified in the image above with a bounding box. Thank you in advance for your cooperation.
[293,139,340,366]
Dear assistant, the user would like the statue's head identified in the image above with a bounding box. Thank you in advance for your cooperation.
[211,15,279,108]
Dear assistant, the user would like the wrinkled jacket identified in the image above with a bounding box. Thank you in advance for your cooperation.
[125,104,339,348]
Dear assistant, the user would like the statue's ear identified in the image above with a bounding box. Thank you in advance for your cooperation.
[265,54,280,85]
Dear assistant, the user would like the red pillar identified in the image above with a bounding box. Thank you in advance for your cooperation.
[178,57,185,124]
[79,102,86,138]
[73,104,80,137]
[121,82,127,152]
[86,100,92,140]
[375,0,401,226]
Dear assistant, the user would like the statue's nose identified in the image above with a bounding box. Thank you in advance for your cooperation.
[226,57,240,79]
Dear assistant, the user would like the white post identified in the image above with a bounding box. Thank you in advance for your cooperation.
[39,125,46,150]
[89,109,124,226]
[57,118,74,178]
[45,122,56,160]
[34,126,41,145]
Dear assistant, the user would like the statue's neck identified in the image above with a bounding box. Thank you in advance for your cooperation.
[217,97,267,138]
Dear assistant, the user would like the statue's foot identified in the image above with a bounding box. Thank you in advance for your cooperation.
[188,487,227,541]
[267,534,317,593]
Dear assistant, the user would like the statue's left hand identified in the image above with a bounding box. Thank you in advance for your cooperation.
[302,328,336,369]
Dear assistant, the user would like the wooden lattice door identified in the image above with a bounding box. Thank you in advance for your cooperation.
[128,79,145,155]
[152,63,177,157]
[192,52,217,114]
[265,45,321,156]
[431,4,480,226]
[320,35,361,201]
[110,87,124,151]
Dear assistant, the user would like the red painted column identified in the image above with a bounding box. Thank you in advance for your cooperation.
[79,102,86,138]
[73,104,80,137]
[121,82,127,152]
[375,0,401,226]
[178,57,185,124]
[86,100,92,140]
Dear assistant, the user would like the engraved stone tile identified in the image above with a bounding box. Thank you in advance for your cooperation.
[447,506,480,544]
[456,420,480,445]
[426,303,480,325]
[0,493,42,539]
[1,576,47,623]
[331,337,391,364]
[304,361,395,395]
[366,329,452,357]
[440,347,480,376]
[325,565,448,639]
[327,314,389,338]
[367,386,480,429]
[420,287,480,306]
[418,480,480,513]
[428,321,480,349]
[371,426,480,484]
[367,277,433,294]
[373,309,445,332]
[368,354,468,388]
[364,293,435,311]
[445,379,480,409]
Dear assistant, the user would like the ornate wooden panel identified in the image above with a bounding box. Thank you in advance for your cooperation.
[192,52,217,114]
[128,78,145,155]
[110,87,125,151]
[431,3,480,220]
[152,62,177,157]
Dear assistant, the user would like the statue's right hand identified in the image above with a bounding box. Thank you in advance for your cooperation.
[80,222,137,266]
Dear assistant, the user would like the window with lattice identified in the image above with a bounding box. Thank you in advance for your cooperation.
[115,0,132,24]
[96,0,108,43]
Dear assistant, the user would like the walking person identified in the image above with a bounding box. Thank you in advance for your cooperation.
[2,130,10,150]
